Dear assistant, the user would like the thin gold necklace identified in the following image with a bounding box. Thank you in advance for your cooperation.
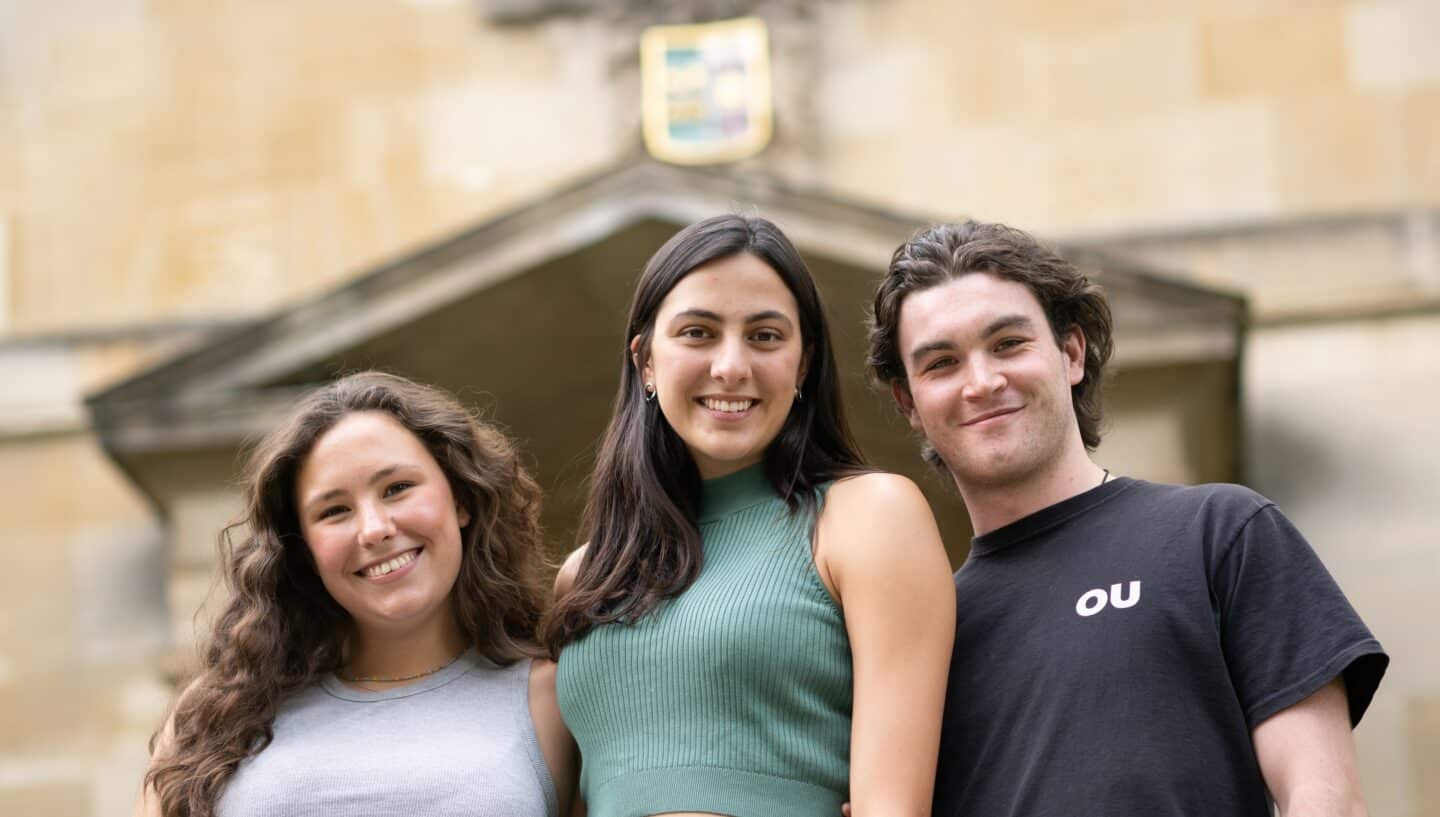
[337,648,467,684]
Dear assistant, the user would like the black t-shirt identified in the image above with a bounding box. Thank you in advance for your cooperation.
[933,478,1387,817]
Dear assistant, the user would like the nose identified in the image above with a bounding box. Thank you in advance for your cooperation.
[960,355,1006,400]
[356,500,397,548]
[709,335,751,384]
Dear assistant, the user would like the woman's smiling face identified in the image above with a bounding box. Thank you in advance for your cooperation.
[638,252,806,480]
[294,410,470,641]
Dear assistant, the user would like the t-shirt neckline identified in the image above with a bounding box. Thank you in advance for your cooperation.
[321,647,484,702]
[969,477,1137,557]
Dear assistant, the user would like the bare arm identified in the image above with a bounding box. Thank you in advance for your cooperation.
[529,659,580,817]
[551,545,587,817]
[818,473,955,817]
[554,545,586,598]
[1252,677,1368,817]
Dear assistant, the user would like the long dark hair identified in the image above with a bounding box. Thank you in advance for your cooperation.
[146,372,547,817]
[542,215,867,652]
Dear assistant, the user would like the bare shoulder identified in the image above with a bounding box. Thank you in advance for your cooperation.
[817,471,943,562]
[824,471,933,522]
[528,657,559,710]
[816,471,950,603]
[553,544,588,598]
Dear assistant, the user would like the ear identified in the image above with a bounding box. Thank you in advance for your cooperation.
[629,334,651,382]
[1061,327,1086,386]
[455,503,471,529]
[890,379,923,431]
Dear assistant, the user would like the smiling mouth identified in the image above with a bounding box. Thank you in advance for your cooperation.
[964,407,1021,426]
[699,397,756,413]
[357,548,421,578]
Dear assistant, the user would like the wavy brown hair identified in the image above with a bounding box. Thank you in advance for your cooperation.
[541,215,868,654]
[144,371,547,817]
[869,220,1114,468]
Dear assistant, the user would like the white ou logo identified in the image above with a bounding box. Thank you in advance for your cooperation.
[1075,581,1142,617]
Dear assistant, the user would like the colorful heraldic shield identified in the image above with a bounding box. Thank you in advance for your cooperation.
[640,16,774,165]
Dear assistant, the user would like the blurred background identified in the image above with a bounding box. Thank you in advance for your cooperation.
[1,0,1436,814]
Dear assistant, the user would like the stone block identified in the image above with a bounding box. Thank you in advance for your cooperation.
[1200,9,1346,98]
[1412,696,1440,817]
[1050,101,1277,233]
[1018,21,1202,122]
[1344,0,1440,88]
[1270,90,1408,212]
[0,783,87,817]
[169,487,245,570]
[167,565,226,660]
[1401,88,1440,205]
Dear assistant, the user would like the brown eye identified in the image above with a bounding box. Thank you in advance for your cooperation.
[317,504,348,520]
[383,481,415,498]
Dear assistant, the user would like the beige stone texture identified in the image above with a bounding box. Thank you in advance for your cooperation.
[1413,697,1440,817]
[0,784,88,817]
[1051,101,1279,234]
[1401,88,1440,206]
[1247,315,1440,817]
[0,431,166,816]
[0,1,626,335]
[1201,9,1347,99]
[1344,0,1440,88]
[1104,212,1440,321]
[1017,21,1202,123]
[1270,90,1409,212]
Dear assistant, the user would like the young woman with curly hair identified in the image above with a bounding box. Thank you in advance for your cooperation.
[134,372,575,817]
[544,215,956,817]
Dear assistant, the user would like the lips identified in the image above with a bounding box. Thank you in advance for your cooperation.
[697,396,758,414]
[963,406,1021,427]
[356,547,422,579]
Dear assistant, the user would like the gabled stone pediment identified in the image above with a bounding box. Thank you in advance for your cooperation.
[87,158,1247,527]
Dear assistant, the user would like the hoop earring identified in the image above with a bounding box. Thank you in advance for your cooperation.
[644,381,657,402]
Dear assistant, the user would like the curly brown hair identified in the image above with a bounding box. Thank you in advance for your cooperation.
[144,371,547,817]
[868,221,1114,465]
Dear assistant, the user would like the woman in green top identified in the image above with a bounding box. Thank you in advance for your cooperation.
[545,215,955,817]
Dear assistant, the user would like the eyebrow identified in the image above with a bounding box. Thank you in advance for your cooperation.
[907,314,1037,368]
[304,464,410,510]
[982,314,1036,337]
[670,308,795,329]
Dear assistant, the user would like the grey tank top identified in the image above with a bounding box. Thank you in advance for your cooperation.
[217,650,557,817]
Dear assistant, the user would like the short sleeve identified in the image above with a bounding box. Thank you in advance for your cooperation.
[1211,504,1388,729]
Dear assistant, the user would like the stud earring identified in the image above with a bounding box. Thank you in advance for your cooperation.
[794,386,803,402]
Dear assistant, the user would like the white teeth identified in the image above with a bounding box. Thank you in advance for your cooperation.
[703,398,753,413]
[362,550,417,578]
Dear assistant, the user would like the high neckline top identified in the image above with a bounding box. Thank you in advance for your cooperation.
[699,462,776,522]
[557,466,851,817]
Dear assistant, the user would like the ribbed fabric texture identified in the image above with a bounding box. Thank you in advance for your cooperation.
[217,651,557,817]
[557,464,852,817]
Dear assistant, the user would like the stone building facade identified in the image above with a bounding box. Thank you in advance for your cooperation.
[1,1,1436,815]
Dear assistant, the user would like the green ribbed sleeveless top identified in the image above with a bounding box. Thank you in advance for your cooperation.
[556,464,852,817]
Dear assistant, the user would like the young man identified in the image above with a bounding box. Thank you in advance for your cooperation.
[867,221,1388,816]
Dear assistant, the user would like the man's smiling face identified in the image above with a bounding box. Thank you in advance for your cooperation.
[893,271,1086,492]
